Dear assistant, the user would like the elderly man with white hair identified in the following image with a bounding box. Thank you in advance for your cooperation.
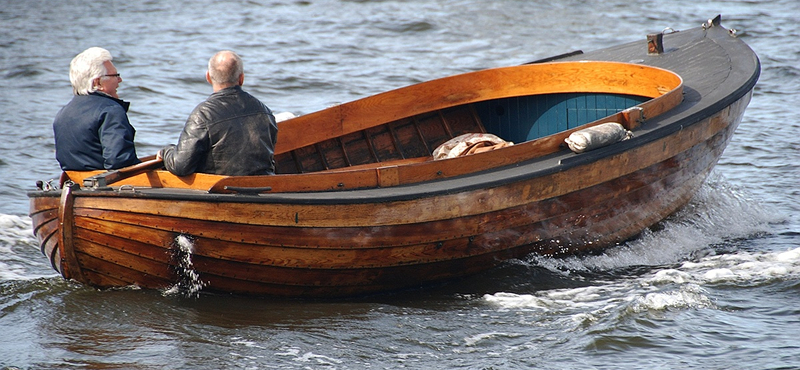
[52,47,140,171]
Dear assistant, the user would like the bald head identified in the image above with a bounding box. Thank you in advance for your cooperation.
[206,50,244,90]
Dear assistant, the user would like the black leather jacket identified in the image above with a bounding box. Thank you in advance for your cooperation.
[161,86,278,176]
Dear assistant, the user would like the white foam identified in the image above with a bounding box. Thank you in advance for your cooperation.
[463,332,523,347]
[293,352,343,365]
[0,214,35,245]
[0,260,30,281]
[629,284,713,312]
[528,175,778,274]
[230,337,266,349]
[649,269,694,284]
[682,246,800,285]
[0,214,55,281]
[484,177,794,325]
[485,245,799,326]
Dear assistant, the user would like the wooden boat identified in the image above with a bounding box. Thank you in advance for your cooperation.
[29,16,759,297]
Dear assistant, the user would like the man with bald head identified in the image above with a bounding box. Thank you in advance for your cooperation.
[160,50,278,176]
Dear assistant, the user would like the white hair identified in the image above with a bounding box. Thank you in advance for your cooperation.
[69,47,112,95]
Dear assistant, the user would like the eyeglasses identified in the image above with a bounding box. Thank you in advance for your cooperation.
[103,73,121,78]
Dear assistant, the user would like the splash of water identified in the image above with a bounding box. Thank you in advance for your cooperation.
[529,173,778,274]
[165,234,207,298]
[484,245,800,323]
[0,214,54,281]
[483,175,796,326]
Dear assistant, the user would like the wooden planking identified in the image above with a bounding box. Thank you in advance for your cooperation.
[63,107,734,289]
[185,255,502,296]
[76,251,173,289]
[42,92,745,296]
[190,247,510,290]
[74,235,173,280]
[70,227,175,289]
[76,124,720,253]
[157,152,711,299]
[29,200,63,274]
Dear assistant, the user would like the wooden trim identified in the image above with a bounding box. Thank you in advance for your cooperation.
[58,182,82,280]
[377,166,401,188]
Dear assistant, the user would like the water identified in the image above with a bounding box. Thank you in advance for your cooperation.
[1,0,798,368]
[166,235,207,299]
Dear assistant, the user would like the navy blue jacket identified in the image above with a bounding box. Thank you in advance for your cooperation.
[53,93,140,171]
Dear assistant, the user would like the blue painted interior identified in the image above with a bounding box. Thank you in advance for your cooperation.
[475,93,649,143]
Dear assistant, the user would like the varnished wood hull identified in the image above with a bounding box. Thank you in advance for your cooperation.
[28,17,759,297]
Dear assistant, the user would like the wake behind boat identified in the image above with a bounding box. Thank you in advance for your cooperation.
[29,16,759,297]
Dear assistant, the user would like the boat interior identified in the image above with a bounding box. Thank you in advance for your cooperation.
[275,92,651,174]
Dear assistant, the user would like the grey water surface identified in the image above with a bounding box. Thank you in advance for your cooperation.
[1,0,798,368]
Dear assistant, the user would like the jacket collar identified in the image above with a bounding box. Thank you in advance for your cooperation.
[90,91,130,112]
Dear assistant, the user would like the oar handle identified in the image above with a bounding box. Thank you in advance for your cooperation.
[82,157,164,189]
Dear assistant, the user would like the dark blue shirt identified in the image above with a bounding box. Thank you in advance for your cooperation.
[53,92,140,171]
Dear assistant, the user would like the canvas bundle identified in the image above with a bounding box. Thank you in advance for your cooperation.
[564,122,633,153]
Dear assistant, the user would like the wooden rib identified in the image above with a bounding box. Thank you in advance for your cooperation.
[386,121,405,159]
[290,150,303,173]
[313,143,329,170]
[468,105,487,133]
[362,129,380,163]
[437,110,455,137]
[412,116,431,153]
[337,137,352,167]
